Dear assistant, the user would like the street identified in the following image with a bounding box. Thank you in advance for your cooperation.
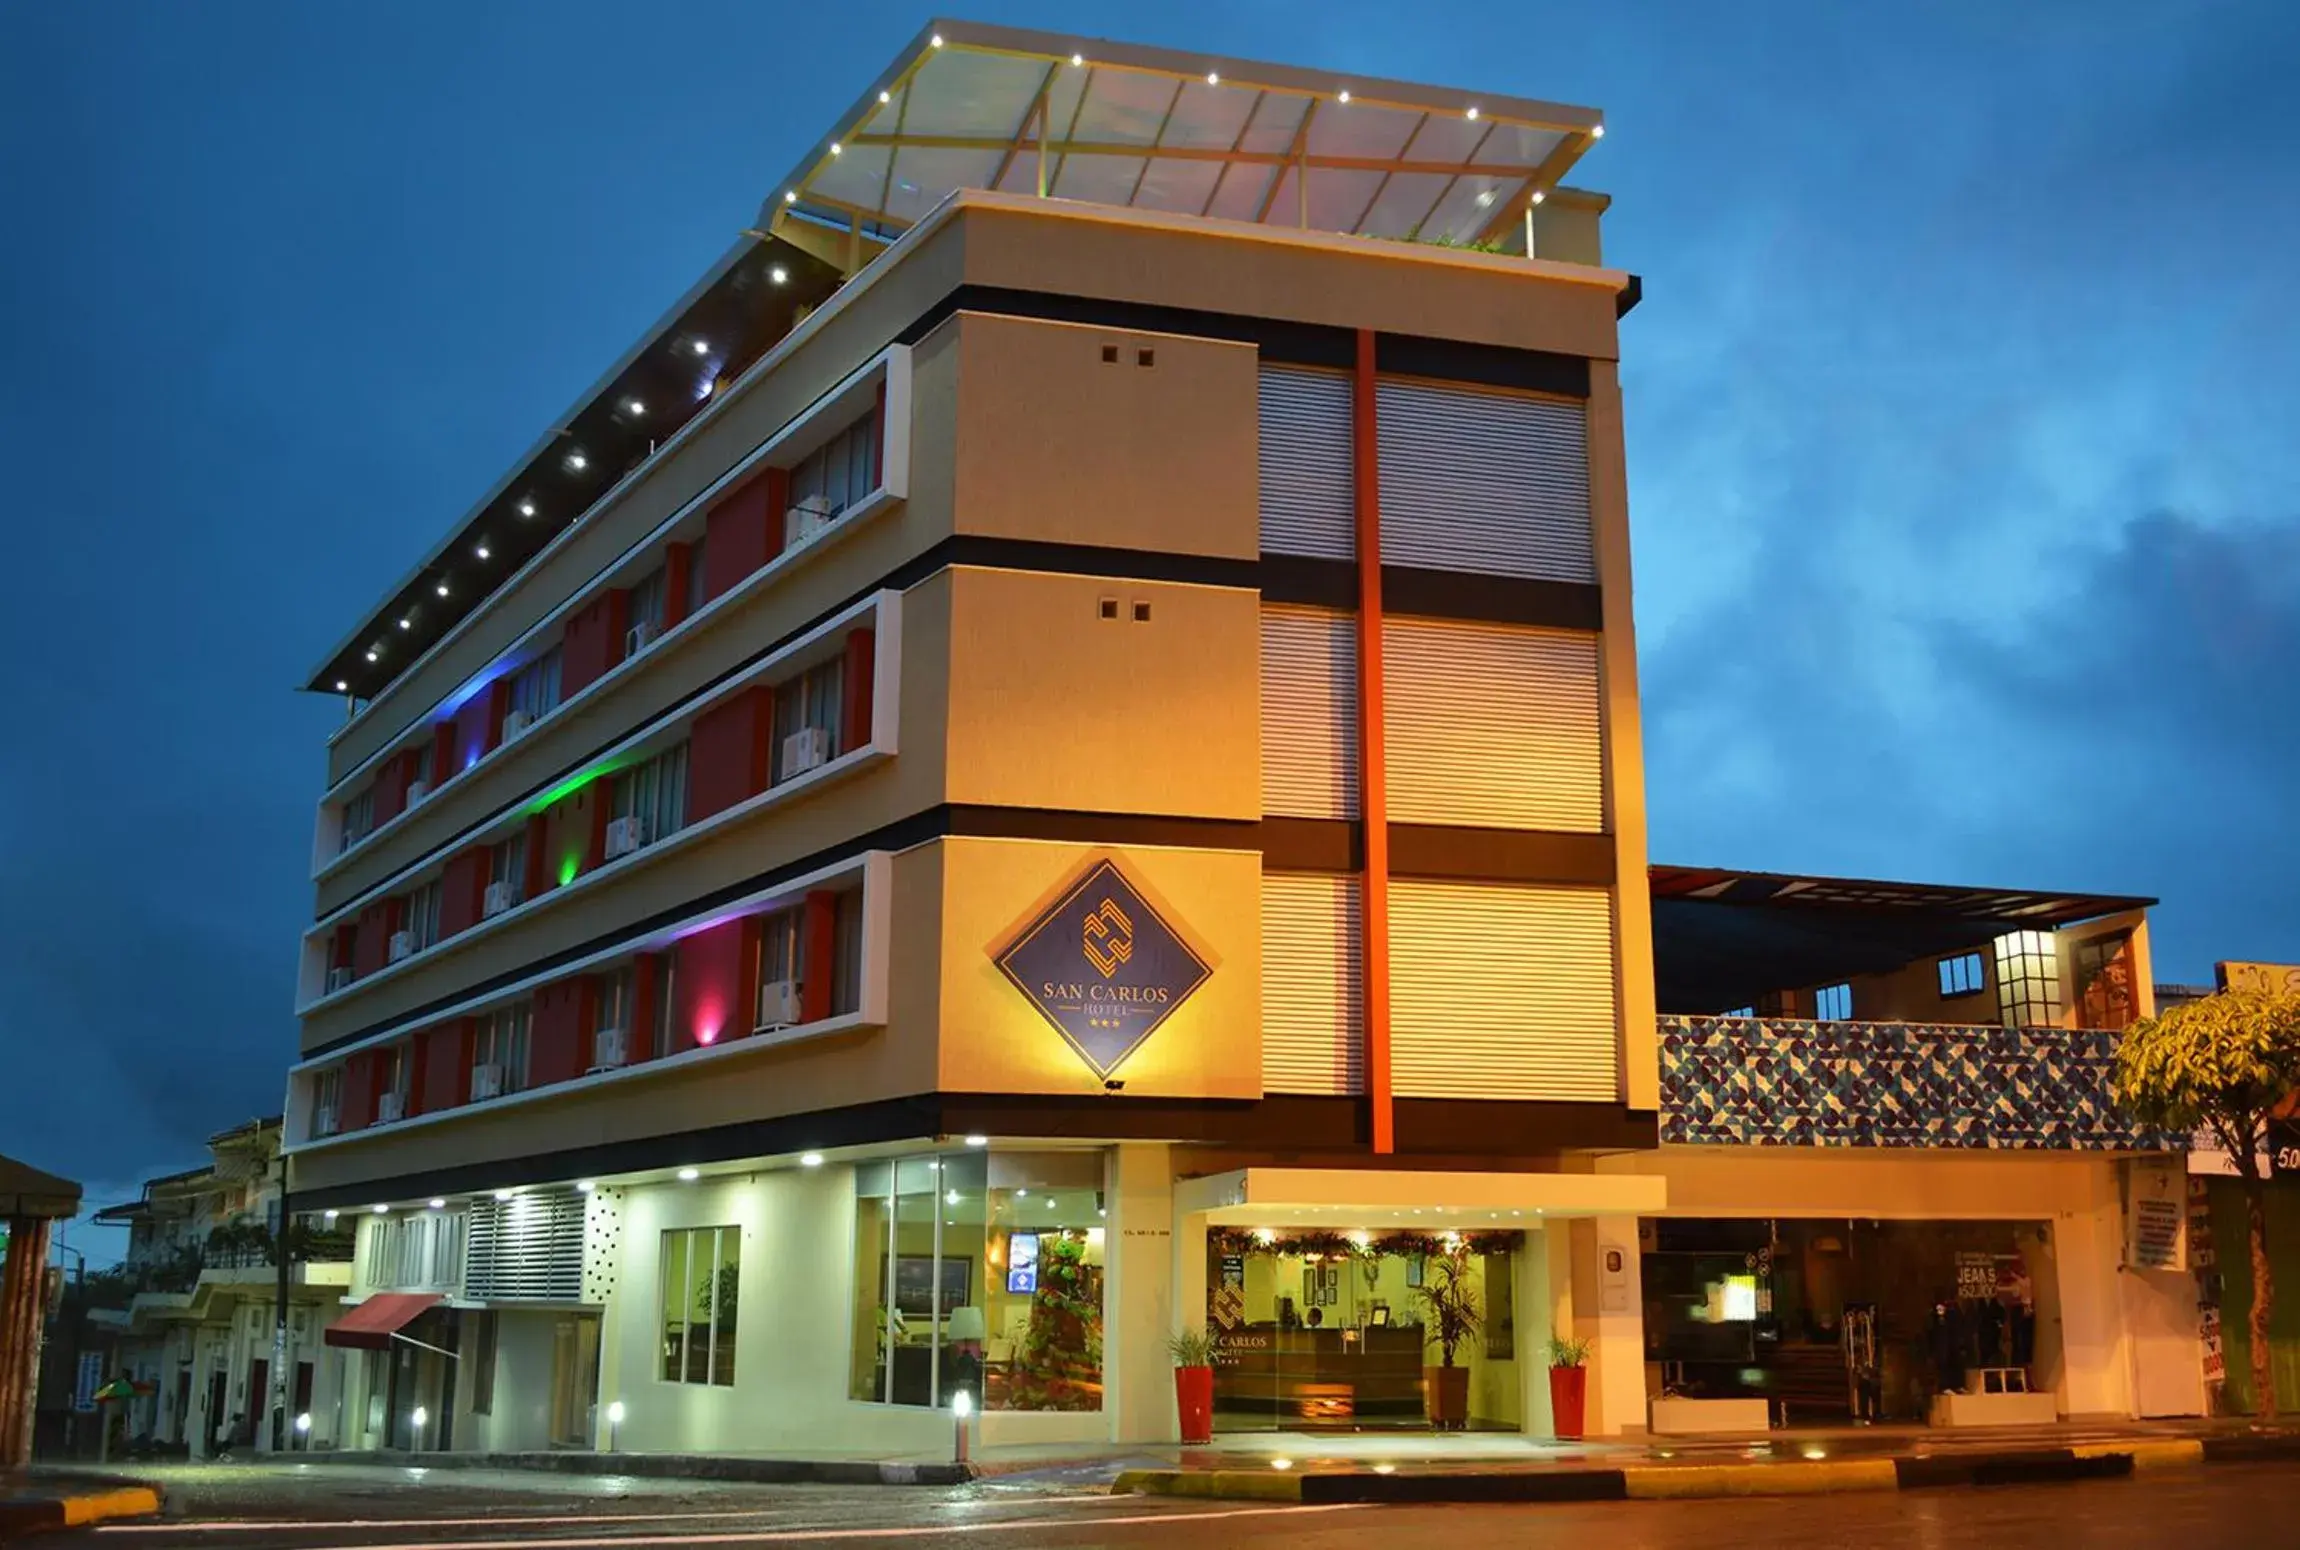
[33,1461,2300,1547]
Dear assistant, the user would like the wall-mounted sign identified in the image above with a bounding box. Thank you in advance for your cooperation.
[1007,1231,1040,1296]
[2219,962,2300,995]
[993,857,1211,1079]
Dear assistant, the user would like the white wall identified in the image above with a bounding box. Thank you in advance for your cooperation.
[473,1310,558,1452]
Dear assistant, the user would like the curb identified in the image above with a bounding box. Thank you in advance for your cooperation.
[0,1486,164,1539]
[280,1449,972,1487]
[1114,1434,2300,1506]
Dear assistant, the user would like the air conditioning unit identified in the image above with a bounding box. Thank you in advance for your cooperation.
[311,1105,339,1139]
[503,708,534,742]
[783,493,837,549]
[387,930,416,964]
[782,725,831,777]
[483,880,518,918]
[625,619,661,658]
[604,814,648,860]
[590,1026,629,1073]
[757,978,801,1031]
[470,1064,505,1101]
[325,965,355,994]
[406,778,432,807]
[376,1091,406,1124]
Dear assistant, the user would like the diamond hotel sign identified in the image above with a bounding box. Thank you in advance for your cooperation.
[993,858,1212,1079]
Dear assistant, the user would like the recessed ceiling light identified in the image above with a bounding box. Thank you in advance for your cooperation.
[691,339,709,356]
[1531,190,1547,206]
[784,189,798,204]
[322,1209,339,1221]
[334,680,348,692]
[364,649,379,663]
[1071,53,1084,66]
[1206,71,1219,85]
[800,1152,824,1167]
[435,582,449,597]
[624,399,644,416]
[492,1188,513,1201]
[1591,123,1606,139]
[567,451,588,471]
[577,1179,596,1193]
[398,616,412,630]
[371,1204,388,1215]
[879,90,891,104]
[518,498,536,517]
[963,1134,988,1146]
[829,142,842,156]
[1466,106,1479,121]
[476,543,490,560]
[1337,90,1351,104]
[771,265,788,284]
[427,1198,445,1209]
[678,1167,700,1182]
[929,32,943,47]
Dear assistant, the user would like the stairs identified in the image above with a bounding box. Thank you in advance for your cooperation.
[1764,1342,1852,1426]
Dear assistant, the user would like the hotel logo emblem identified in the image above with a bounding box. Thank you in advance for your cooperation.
[993,858,1210,1079]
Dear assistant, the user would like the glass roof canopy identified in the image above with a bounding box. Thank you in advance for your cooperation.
[765,19,1606,251]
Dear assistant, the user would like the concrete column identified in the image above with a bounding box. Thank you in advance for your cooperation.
[1570,1216,1648,1436]
[1107,1144,1175,1444]
[1520,1226,1557,1436]
[1169,1179,1211,1443]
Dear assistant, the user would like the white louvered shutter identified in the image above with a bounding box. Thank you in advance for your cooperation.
[1376,379,1594,581]
[1263,873,1364,1094]
[1389,880,1618,1100]
[464,1189,587,1301]
[1258,367,1356,559]
[1383,616,1603,830]
[1262,606,1360,819]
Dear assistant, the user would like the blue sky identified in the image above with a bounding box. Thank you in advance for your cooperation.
[4,1,2295,1249]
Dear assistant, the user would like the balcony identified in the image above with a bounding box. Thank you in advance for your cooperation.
[1658,1014,2175,1151]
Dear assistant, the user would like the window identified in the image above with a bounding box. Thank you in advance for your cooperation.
[788,413,880,521]
[1814,983,1853,1021]
[507,646,563,727]
[660,1225,739,1385]
[755,907,802,1030]
[341,789,376,853]
[770,659,844,783]
[609,741,688,851]
[1994,931,2062,1029]
[684,535,709,610]
[311,1067,342,1137]
[1938,951,1985,999]
[488,832,528,907]
[378,1045,410,1107]
[366,1210,465,1292]
[474,1003,532,1095]
[402,879,443,953]
[849,1150,1103,1411]
[409,743,435,790]
[651,952,676,1047]
[1719,1006,1756,1020]
[627,566,668,637]
[594,967,634,1036]
[470,1311,498,1415]
[833,890,864,1017]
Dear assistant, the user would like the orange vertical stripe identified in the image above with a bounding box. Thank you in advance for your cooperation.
[1353,328,1393,1155]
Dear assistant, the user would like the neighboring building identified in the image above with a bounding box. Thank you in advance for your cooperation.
[90,1118,353,1455]
[284,22,1657,1451]
[1,1153,80,1468]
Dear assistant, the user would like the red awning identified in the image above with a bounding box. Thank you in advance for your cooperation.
[324,1292,442,1351]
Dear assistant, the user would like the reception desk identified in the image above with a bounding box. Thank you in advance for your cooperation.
[1213,1326,1429,1424]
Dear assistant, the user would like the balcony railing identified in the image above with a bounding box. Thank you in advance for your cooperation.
[1658,1014,2178,1151]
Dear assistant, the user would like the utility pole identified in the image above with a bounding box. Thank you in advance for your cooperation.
[270,1155,291,1453]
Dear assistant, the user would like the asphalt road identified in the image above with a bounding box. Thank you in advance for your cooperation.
[35,1460,2300,1547]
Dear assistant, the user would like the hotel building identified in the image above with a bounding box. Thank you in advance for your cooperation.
[283,21,2197,1451]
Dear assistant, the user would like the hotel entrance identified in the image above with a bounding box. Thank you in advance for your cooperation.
[1206,1229,1522,1431]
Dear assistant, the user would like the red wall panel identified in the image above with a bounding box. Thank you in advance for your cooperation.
[671,918,758,1053]
[800,891,838,1024]
[701,468,788,603]
[417,1020,472,1115]
[351,902,392,980]
[687,686,773,822]
[663,541,691,629]
[530,980,592,1087]
[562,590,630,699]
[340,1052,378,1131]
[439,848,489,937]
[842,628,875,751]
[451,681,511,776]
[630,954,660,1065]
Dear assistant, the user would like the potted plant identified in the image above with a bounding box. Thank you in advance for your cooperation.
[1410,1251,1482,1430]
[1166,1328,1220,1444]
[1548,1334,1593,1440]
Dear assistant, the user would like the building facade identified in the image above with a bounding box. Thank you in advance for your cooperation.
[284,23,1660,1452]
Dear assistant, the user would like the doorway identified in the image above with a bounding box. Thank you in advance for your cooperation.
[548,1312,601,1447]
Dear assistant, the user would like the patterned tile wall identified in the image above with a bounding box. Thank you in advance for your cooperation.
[1659,1015,2178,1150]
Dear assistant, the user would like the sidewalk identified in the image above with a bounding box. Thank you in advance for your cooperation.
[0,1472,163,1539]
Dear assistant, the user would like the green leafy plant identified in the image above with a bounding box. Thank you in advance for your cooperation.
[1165,1327,1220,1368]
[1547,1334,1593,1369]
[1410,1249,1482,1367]
[2115,988,2300,1417]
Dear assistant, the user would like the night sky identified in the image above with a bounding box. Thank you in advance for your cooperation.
[5,2,2295,1255]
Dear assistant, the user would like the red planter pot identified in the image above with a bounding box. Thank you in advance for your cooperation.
[1549,1365,1588,1440]
[1175,1365,1214,1445]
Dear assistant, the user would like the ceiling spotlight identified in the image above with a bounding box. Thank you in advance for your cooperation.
[364,649,379,663]
[518,498,536,517]
[930,32,943,47]
[322,1209,339,1221]
[946,1189,960,1205]
[678,1167,700,1182]
[334,680,348,692]
[492,1188,513,1201]
[567,451,588,471]
[435,582,449,597]
[398,616,411,630]
[1466,106,1480,121]
[784,189,798,204]
[1205,71,1219,86]
[878,90,891,105]
[1337,90,1351,104]
[1531,190,1547,205]
[372,1204,388,1215]
[577,1179,596,1193]
[691,339,709,356]
[624,398,644,416]
[476,543,491,560]
[799,1151,824,1168]
[427,1198,445,1210]
[829,142,842,156]
[1591,123,1606,139]
[963,1134,988,1147]
[1071,53,1084,66]
[770,265,788,284]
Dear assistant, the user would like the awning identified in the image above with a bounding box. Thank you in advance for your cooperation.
[1175,1167,1664,1229]
[323,1292,441,1351]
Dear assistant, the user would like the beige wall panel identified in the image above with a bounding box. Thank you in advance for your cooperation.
[952,312,1259,560]
[1600,1146,2120,1221]
[327,222,970,784]
[941,568,1260,820]
[932,836,1263,1101]
[956,201,1623,364]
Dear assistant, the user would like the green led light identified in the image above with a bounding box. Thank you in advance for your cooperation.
[559,857,579,887]
[528,760,620,817]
